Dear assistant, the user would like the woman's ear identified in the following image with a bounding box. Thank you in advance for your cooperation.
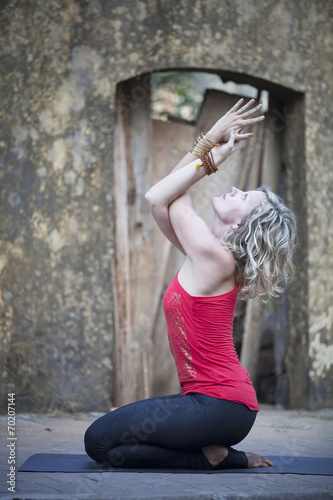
[231,222,241,230]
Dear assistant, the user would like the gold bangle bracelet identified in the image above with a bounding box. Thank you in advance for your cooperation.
[190,132,219,156]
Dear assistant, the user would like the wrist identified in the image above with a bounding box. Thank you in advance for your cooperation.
[211,147,227,167]
[190,132,219,157]
[206,128,225,144]
[199,150,218,176]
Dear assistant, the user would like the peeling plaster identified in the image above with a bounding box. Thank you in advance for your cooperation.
[0,255,7,274]
[39,110,63,136]
[11,146,25,159]
[37,167,47,178]
[46,229,66,253]
[64,170,77,185]
[75,178,86,196]
[309,332,333,379]
[8,192,21,207]
[39,46,108,137]
[53,80,85,115]
[309,307,333,337]
[12,127,38,142]
[68,217,78,233]
[48,138,67,171]
[6,243,24,260]
[68,118,96,173]
[32,212,49,239]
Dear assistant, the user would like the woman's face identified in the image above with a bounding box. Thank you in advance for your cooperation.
[212,187,266,227]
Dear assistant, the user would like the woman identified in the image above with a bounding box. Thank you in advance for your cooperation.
[85,98,297,470]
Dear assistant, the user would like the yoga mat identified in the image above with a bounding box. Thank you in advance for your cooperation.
[19,454,333,475]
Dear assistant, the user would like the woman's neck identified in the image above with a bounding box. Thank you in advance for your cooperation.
[211,219,230,242]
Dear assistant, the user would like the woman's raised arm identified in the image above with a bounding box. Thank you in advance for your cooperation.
[145,132,239,257]
[145,99,264,252]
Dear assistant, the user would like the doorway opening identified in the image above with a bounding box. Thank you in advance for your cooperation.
[112,69,304,409]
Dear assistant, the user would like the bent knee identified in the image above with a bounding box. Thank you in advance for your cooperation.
[84,423,105,463]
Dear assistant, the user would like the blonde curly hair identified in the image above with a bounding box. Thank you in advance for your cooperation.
[223,187,298,302]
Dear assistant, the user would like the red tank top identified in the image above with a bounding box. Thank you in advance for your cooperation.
[163,271,259,411]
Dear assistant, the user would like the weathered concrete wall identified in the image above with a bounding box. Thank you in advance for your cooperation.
[0,0,332,411]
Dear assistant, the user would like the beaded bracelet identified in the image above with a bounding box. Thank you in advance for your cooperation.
[198,149,218,176]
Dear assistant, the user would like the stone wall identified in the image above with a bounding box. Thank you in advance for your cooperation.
[0,0,332,411]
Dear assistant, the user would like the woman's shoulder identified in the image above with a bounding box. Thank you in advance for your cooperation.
[183,247,237,296]
[195,235,236,271]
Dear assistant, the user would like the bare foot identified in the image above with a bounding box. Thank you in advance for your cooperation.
[203,445,273,469]
[202,444,228,467]
[245,452,273,468]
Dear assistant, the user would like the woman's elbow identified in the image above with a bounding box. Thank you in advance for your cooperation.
[145,190,155,208]
[145,189,164,209]
[145,189,170,211]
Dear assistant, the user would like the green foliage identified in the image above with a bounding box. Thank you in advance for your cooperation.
[151,71,203,121]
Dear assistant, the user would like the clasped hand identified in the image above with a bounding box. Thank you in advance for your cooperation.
[207,98,265,143]
[207,98,265,166]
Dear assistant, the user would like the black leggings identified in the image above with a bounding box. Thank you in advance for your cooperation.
[84,392,257,470]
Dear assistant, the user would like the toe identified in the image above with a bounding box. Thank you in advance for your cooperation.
[245,452,274,468]
[257,457,273,468]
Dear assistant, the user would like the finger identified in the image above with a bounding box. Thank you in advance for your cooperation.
[235,132,254,141]
[229,129,236,145]
[241,115,265,126]
[240,103,263,118]
[237,98,256,114]
[228,98,244,114]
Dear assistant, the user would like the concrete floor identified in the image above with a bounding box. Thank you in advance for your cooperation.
[1,404,333,499]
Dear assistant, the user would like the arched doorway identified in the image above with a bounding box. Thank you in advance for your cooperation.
[111,71,306,409]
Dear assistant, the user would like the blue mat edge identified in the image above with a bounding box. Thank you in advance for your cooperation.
[18,453,333,475]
